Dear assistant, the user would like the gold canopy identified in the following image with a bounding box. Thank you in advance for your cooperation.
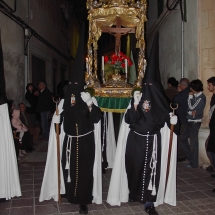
[85,0,147,91]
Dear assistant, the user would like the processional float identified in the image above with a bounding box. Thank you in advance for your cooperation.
[85,0,147,113]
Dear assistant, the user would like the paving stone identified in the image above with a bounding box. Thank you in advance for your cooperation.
[35,197,56,206]
[130,206,141,213]
[120,207,133,214]
[35,204,59,214]
[93,210,104,215]
[178,206,192,213]
[183,177,204,184]
[21,184,34,191]
[111,208,123,214]
[169,207,183,214]
[59,203,79,213]
[0,209,10,215]
[0,200,11,210]
[159,208,174,214]
[177,184,197,193]
[192,183,214,190]
[10,206,34,215]
[176,193,190,201]
[177,172,193,179]
[187,205,200,212]
[13,191,34,199]
[11,140,215,215]
[184,191,209,200]
[202,189,215,198]
[11,198,33,208]
[102,209,114,215]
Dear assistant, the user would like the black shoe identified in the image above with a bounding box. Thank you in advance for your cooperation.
[0,198,7,203]
[102,168,106,174]
[145,205,159,215]
[61,194,67,198]
[129,198,134,202]
[177,157,186,162]
[26,148,33,153]
[206,165,214,172]
[79,204,88,214]
[211,174,215,178]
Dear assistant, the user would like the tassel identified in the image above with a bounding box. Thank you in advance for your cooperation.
[67,174,71,182]
[148,172,153,190]
[148,180,152,190]
[65,161,69,169]
[151,185,156,196]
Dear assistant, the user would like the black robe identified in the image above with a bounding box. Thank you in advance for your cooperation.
[61,101,101,204]
[207,109,215,153]
[125,100,162,203]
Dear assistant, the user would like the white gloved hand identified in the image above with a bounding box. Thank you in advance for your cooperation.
[134,91,142,105]
[81,92,93,106]
[53,114,60,124]
[169,113,178,125]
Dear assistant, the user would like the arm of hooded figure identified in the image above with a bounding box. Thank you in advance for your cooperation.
[106,102,131,206]
[39,99,65,202]
[154,121,177,207]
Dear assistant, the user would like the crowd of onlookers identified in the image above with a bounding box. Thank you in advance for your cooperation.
[164,76,215,178]
[7,80,68,161]
[7,77,215,177]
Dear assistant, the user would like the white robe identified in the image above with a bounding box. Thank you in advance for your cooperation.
[39,98,102,204]
[107,103,177,207]
[0,103,21,199]
[105,112,116,168]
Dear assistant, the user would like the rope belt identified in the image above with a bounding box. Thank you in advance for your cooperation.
[65,130,93,186]
[133,131,158,196]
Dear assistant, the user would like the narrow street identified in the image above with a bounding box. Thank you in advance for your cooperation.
[1,140,215,215]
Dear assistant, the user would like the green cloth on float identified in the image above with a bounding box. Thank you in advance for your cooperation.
[95,97,131,113]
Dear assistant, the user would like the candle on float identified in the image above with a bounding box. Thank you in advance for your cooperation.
[86,57,88,71]
[144,59,147,71]
[102,56,104,71]
[125,59,128,74]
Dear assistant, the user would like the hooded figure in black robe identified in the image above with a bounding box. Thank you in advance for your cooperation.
[124,34,171,213]
[60,23,101,212]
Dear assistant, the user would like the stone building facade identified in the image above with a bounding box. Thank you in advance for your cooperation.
[0,0,71,104]
[147,0,215,167]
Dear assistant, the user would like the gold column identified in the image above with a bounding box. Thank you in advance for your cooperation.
[126,34,131,78]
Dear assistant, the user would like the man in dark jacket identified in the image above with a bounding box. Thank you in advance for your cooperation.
[206,77,215,176]
[37,80,51,140]
[173,78,190,162]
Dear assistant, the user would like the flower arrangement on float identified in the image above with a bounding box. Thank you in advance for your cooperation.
[103,52,133,75]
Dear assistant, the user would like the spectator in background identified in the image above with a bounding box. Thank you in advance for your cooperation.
[173,78,190,162]
[11,109,34,155]
[19,103,40,144]
[165,77,178,102]
[206,77,215,174]
[36,80,51,141]
[25,83,39,124]
[11,109,28,145]
[185,79,206,168]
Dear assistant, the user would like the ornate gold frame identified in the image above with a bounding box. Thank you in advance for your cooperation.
[85,0,147,97]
